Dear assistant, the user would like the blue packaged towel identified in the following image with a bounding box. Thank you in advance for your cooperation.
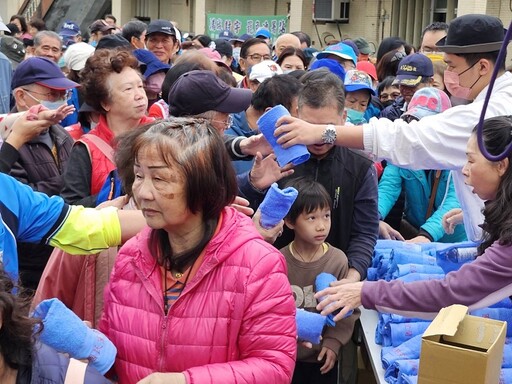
[372,249,392,268]
[398,374,418,384]
[296,308,326,344]
[367,267,378,281]
[315,273,353,326]
[501,369,512,384]
[502,344,512,368]
[257,104,310,167]
[384,359,419,383]
[259,183,298,229]
[396,273,445,283]
[391,264,445,280]
[384,322,431,347]
[381,334,423,369]
[32,298,117,375]
[491,297,512,309]
[375,240,422,253]
[391,249,437,266]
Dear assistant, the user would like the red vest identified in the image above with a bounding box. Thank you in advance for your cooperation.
[78,115,154,195]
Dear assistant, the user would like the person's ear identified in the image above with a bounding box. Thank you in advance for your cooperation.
[14,88,29,109]
[497,158,509,177]
[100,100,111,113]
[239,58,247,73]
[478,58,492,76]
[284,218,294,230]
[340,109,347,125]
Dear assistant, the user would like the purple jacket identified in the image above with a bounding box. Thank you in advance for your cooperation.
[362,241,512,319]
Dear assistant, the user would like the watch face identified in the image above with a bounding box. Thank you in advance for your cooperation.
[322,126,336,144]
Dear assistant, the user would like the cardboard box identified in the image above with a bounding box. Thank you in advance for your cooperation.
[418,304,506,384]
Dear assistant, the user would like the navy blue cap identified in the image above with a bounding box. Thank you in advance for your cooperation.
[147,19,176,36]
[12,57,79,90]
[232,33,252,43]
[59,20,81,36]
[218,29,234,40]
[394,53,434,86]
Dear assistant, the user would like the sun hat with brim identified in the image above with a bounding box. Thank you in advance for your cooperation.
[12,57,79,90]
[132,49,170,78]
[168,70,252,116]
[63,42,95,71]
[316,42,357,65]
[402,87,451,120]
[435,14,504,54]
[344,70,376,96]
[393,53,433,87]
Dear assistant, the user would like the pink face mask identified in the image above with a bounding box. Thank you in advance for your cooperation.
[443,62,481,101]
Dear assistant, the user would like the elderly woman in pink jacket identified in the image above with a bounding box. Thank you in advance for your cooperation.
[98,117,297,384]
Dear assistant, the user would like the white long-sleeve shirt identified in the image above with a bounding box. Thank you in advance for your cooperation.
[363,72,512,242]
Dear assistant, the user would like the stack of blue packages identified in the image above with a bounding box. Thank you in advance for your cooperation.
[368,240,489,383]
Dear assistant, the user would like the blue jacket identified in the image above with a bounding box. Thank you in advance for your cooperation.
[225,111,255,175]
[378,165,467,242]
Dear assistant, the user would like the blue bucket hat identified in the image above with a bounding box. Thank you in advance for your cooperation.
[316,42,357,65]
[133,49,170,78]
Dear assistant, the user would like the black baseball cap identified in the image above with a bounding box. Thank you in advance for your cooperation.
[212,39,233,58]
[168,70,252,116]
[435,14,504,54]
[147,19,176,36]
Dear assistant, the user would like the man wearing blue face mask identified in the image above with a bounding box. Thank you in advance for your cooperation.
[5,56,78,291]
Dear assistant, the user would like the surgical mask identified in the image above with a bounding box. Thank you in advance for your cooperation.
[41,99,68,110]
[443,62,481,101]
[232,47,241,62]
[24,91,68,111]
[346,108,367,125]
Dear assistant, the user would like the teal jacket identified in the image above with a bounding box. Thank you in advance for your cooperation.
[378,165,467,242]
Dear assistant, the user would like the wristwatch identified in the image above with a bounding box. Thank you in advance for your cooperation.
[321,124,337,145]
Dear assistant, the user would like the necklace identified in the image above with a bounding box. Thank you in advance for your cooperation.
[292,242,323,263]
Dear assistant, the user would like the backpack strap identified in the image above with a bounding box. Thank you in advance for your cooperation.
[80,134,115,164]
[64,358,88,384]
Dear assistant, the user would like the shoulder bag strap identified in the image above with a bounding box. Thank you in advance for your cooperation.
[425,170,442,220]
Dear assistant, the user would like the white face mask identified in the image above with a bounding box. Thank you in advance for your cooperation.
[232,47,241,62]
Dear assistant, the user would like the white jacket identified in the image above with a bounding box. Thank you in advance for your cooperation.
[363,72,512,242]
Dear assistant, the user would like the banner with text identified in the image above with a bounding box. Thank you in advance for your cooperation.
[206,13,288,41]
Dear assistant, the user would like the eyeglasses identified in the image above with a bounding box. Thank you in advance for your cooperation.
[22,88,72,102]
[245,53,272,62]
[210,115,234,129]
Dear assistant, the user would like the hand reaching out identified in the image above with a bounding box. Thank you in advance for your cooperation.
[443,208,463,235]
[318,347,337,374]
[249,152,294,191]
[378,220,405,241]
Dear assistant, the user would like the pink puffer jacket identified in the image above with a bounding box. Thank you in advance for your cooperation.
[98,207,297,384]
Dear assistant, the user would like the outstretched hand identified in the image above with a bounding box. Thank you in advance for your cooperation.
[36,103,75,125]
[378,220,405,241]
[249,152,294,191]
[274,115,322,148]
[239,134,272,156]
[314,281,364,322]
[443,208,463,235]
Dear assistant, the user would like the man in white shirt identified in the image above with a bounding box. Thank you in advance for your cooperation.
[273,14,511,242]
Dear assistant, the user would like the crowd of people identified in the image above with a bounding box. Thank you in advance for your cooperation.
[0,10,510,384]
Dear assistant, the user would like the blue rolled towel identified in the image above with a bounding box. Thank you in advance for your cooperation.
[296,308,326,344]
[367,267,378,281]
[381,334,423,369]
[315,273,353,326]
[257,105,310,167]
[501,369,512,384]
[384,359,419,383]
[372,249,392,268]
[375,240,422,253]
[491,297,512,309]
[470,307,512,337]
[32,298,117,375]
[391,249,436,266]
[396,273,445,283]
[387,322,431,347]
[259,183,298,229]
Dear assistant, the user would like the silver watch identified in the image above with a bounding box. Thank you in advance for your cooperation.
[321,124,337,145]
